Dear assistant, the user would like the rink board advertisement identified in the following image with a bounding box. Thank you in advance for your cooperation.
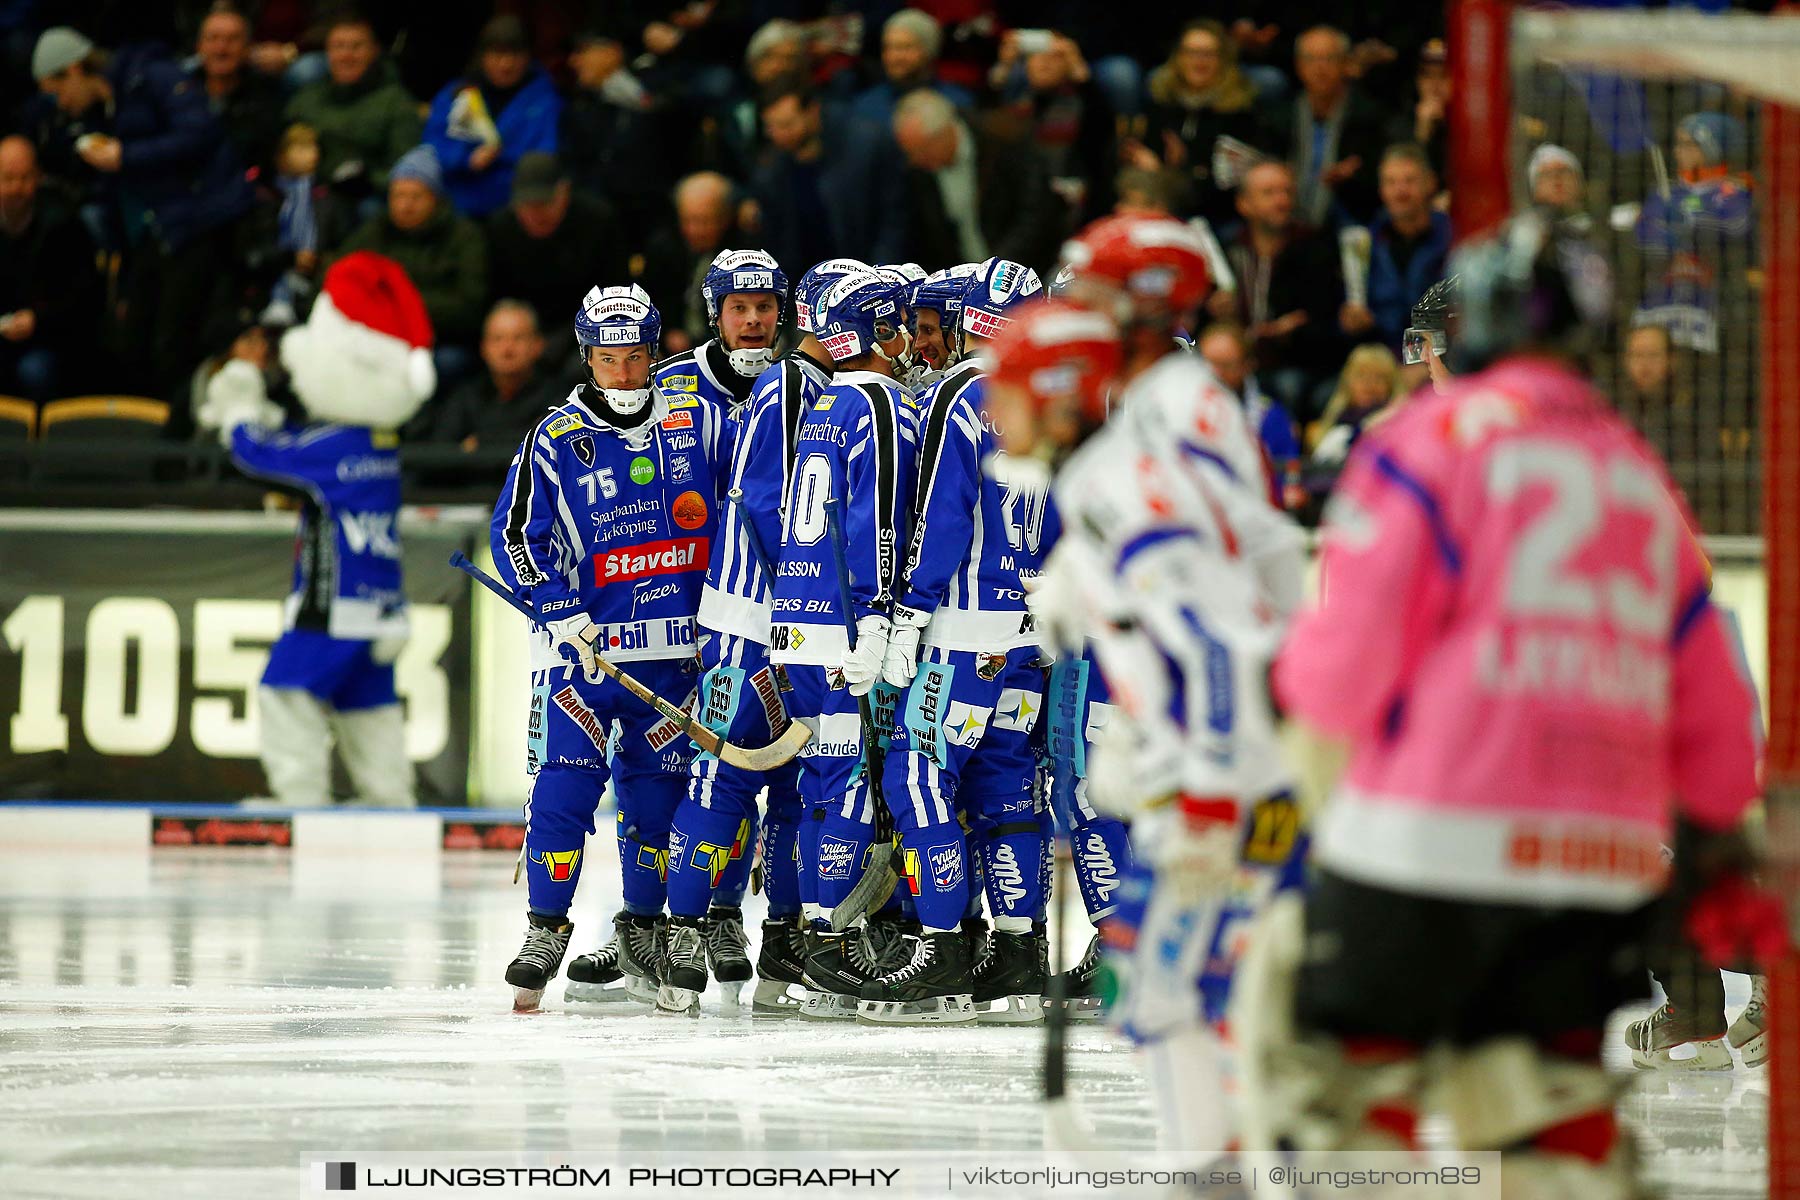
[0,512,475,804]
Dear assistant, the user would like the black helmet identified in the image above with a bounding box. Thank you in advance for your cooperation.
[1447,209,1610,373]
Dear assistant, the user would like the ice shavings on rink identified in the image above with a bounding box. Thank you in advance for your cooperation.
[0,846,1767,1199]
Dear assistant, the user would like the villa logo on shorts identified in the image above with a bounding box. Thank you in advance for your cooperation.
[818,835,857,880]
[927,841,964,890]
[530,847,582,883]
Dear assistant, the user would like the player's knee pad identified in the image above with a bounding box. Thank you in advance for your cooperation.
[1424,1039,1625,1155]
[815,808,877,913]
[1234,896,1427,1152]
[979,814,1044,926]
[666,802,755,918]
[898,821,970,931]
[1070,815,1131,921]
[526,763,605,842]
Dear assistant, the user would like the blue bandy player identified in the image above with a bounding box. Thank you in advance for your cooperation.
[658,258,874,1016]
[492,283,725,1012]
[643,248,790,1001]
[652,250,791,1013]
[859,257,1048,1026]
[768,269,918,1019]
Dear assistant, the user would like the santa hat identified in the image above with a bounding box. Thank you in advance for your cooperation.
[279,252,436,429]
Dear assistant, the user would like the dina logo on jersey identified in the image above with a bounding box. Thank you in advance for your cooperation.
[629,456,655,485]
[571,434,595,468]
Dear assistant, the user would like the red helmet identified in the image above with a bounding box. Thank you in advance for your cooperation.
[1058,215,1211,326]
[986,300,1123,431]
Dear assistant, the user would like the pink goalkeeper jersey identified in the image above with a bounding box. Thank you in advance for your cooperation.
[1274,357,1760,910]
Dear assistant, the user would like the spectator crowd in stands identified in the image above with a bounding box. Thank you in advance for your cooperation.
[0,1,1756,525]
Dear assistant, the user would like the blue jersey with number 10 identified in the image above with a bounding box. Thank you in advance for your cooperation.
[899,358,1046,653]
[769,369,916,667]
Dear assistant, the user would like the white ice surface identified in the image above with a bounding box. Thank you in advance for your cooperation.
[0,844,1768,1199]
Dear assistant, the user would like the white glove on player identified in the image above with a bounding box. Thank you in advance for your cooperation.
[547,612,604,683]
[1024,543,1095,660]
[880,605,930,688]
[839,614,890,697]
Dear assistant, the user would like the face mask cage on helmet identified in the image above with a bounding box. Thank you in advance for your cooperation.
[575,283,662,412]
[814,272,907,363]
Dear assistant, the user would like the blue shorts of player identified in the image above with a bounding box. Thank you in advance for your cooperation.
[522,660,697,920]
[880,648,1045,932]
[783,664,878,923]
[261,630,397,709]
[1045,655,1133,923]
[667,633,803,922]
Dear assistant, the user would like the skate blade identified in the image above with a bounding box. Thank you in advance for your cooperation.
[1043,995,1106,1022]
[512,986,546,1013]
[1733,1031,1768,1068]
[751,979,806,1016]
[626,974,660,1004]
[565,975,656,1005]
[718,979,745,1009]
[797,989,861,1021]
[976,994,1045,1025]
[857,994,978,1025]
[653,986,700,1017]
[1630,1037,1734,1071]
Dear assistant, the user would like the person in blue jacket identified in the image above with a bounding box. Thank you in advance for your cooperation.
[422,16,561,219]
[491,283,726,1012]
[197,253,439,813]
[32,25,253,397]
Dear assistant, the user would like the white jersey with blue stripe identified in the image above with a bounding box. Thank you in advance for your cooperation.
[899,357,1044,652]
[699,350,833,644]
[769,369,918,666]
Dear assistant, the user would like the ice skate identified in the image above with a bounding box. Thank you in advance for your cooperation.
[1044,932,1105,1021]
[858,930,978,1025]
[705,906,753,1006]
[504,913,572,1013]
[565,911,662,1005]
[963,914,990,969]
[654,918,706,1017]
[865,910,919,975]
[1728,976,1768,1068]
[1625,1003,1733,1070]
[972,926,1047,1024]
[799,927,882,1020]
[751,919,808,1015]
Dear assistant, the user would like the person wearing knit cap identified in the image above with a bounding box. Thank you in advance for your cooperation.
[423,15,563,219]
[33,25,254,402]
[337,144,489,388]
[1528,144,1583,213]
[197,251,437,809]
[1634,111,1754,354]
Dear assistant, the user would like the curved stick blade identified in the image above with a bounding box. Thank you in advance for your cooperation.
[717,720,813,771]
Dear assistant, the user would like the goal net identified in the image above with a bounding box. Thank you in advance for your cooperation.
[1453,5,1799,1195]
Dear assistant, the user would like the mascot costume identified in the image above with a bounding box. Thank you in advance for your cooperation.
[199,252,434,807]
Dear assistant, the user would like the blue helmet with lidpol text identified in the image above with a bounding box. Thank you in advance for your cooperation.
[813,270,907,363]
[574,283,661,354]
[960,257,1043,342]
[574,283,661,414]
[701,248,791,324]
[794,258,870,334]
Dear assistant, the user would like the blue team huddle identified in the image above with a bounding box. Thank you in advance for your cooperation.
[489,247,1124,1025]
